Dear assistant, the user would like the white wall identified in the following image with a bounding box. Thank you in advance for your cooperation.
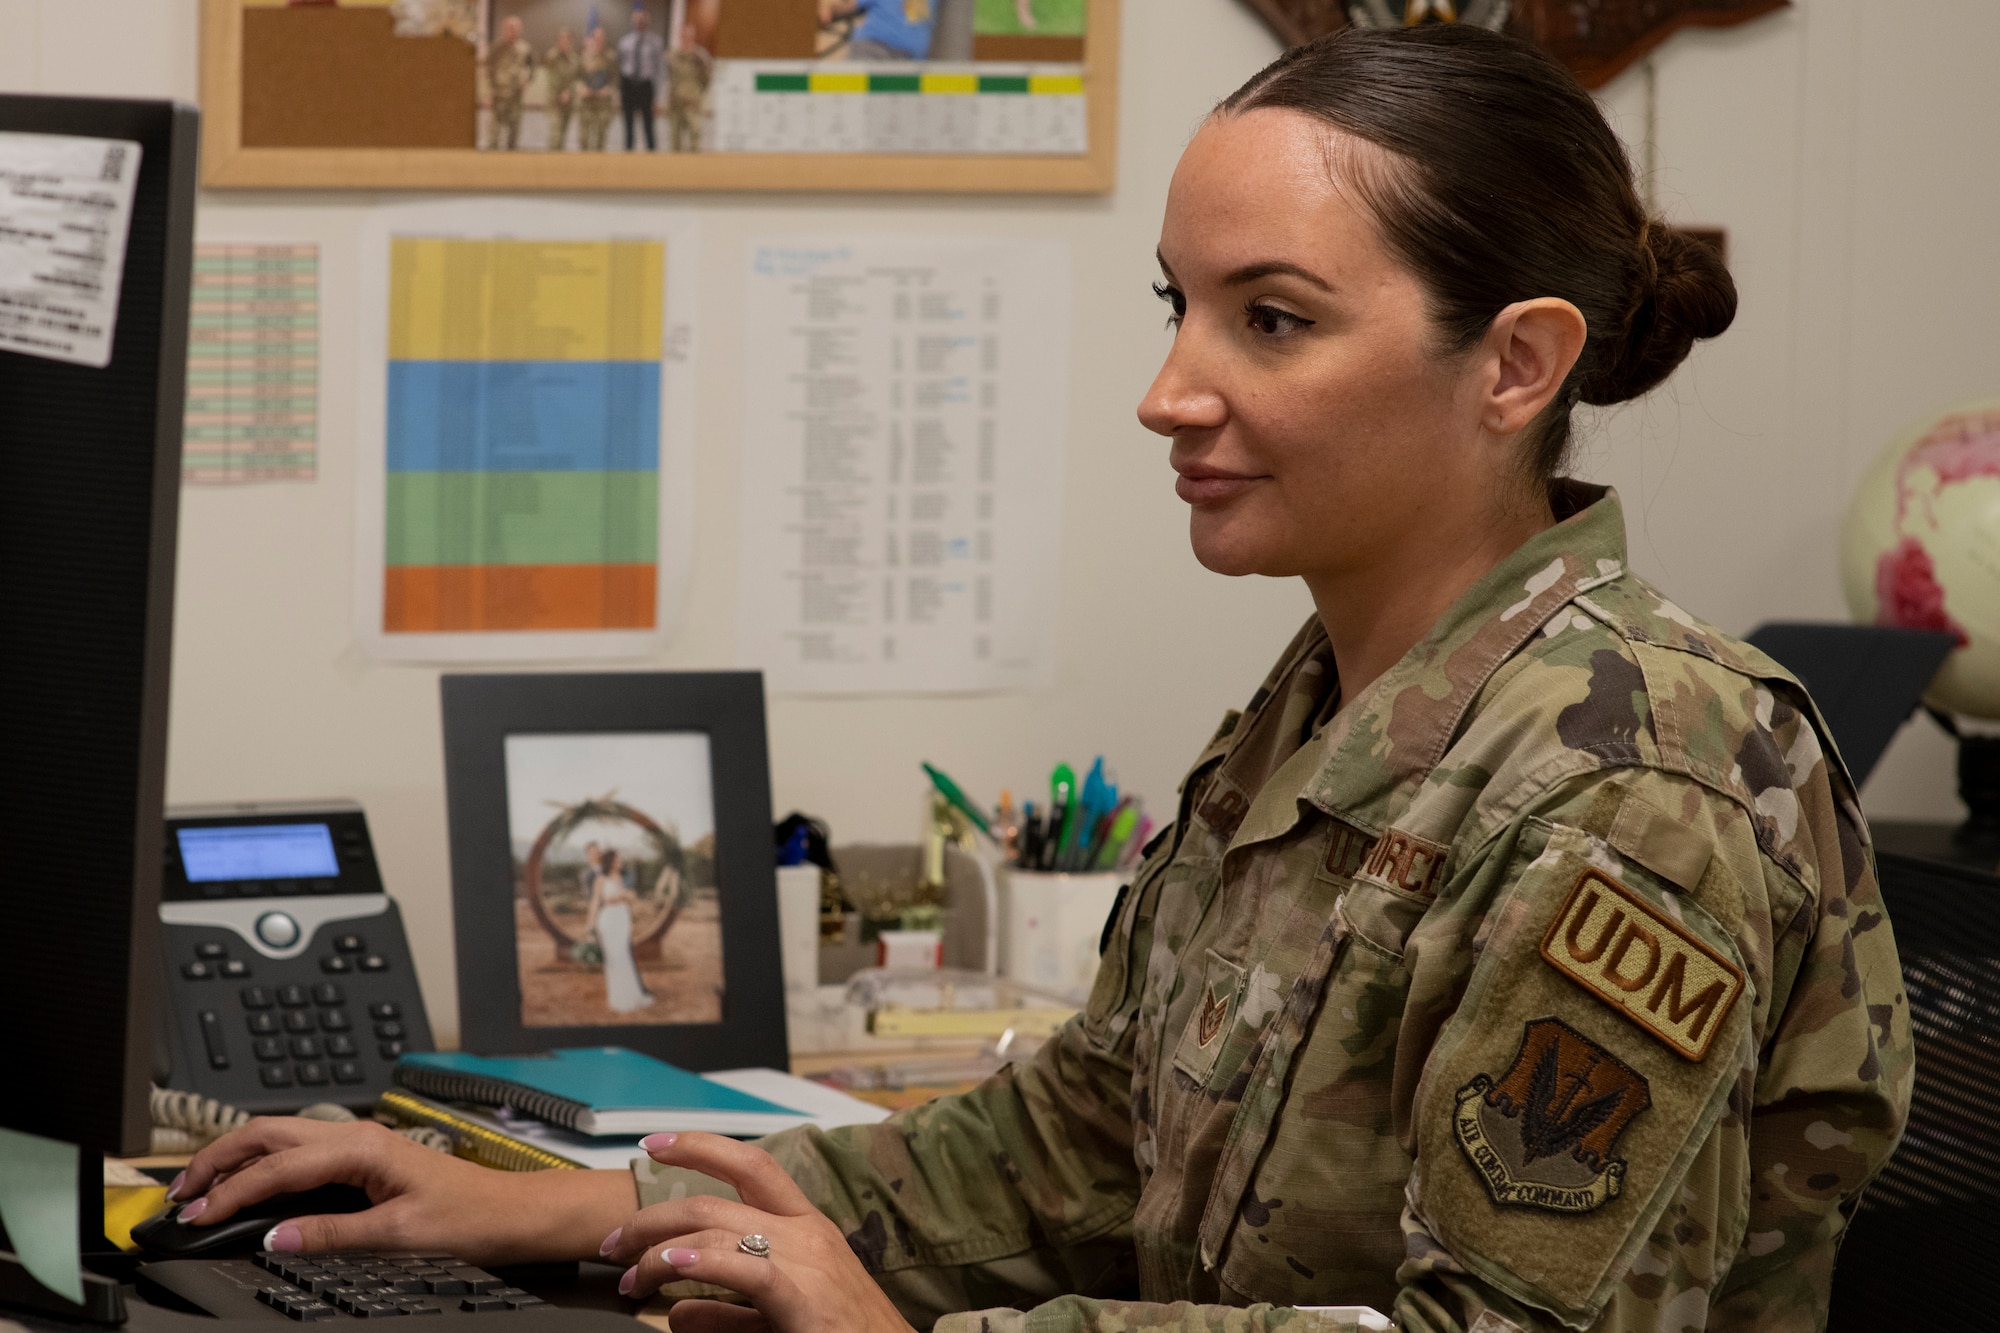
[5,1,1992,1043]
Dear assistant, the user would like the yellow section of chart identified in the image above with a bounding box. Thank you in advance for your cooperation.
[388,238,663,362]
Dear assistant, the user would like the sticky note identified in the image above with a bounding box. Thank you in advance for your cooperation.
[0,1126,81,1304]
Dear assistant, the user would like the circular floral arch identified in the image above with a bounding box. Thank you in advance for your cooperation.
[521,796,692,952]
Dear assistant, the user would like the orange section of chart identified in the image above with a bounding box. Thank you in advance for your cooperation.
[183,243,318,483]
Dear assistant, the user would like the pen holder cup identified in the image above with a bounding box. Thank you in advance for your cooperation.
[999,869,1125,1006]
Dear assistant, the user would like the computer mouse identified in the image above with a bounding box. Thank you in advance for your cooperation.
[132,1183,374,1259]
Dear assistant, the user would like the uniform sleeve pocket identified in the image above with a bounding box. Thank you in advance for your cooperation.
[1408,822,1751,1329]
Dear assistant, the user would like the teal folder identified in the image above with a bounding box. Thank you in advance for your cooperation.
[395,1047,808,1137]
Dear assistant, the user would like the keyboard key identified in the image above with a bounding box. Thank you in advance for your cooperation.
[312,982,346,1005]
[383,1279,429,1295]
[369,1002,402,1021]
[335,934,367,954]
[360,955,389,973]
[290,1303,337,1322]
[421,1277,467,1295]
[254,1037,286,1060]
[502,1295,545,1310]
[448,1271,502,1295]
[196,942,228,960]
[277,984,309,1007]
[181,961,213,980]
[321,1009,352,1032]
[379,1040,405,1059]
[400,1305,442,1317]
[333,1060,365,1085]
[253,1254,285,1274]
[327,1034,358,1057]
[297,1061,329,1085]
[241,985,274,1009]
[374,1021,404,1040]
[457,1297,506,1313]
[291,1036,322,1059]
[221,959,252,979]
[354,1303,407,1319]
[247,1011,280,1036]
[321,955,352,974]
[260,1064,295,1088]
[285,1010,315,1033]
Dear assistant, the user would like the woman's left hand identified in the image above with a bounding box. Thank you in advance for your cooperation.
[600,1132,916,1333]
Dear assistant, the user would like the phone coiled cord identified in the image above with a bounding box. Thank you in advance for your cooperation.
[149,1085,454,1154]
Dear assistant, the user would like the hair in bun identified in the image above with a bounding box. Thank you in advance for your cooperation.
[1577,223,1738,408]
[1221,24,1738,479]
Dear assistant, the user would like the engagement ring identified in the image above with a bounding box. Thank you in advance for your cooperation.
[738,1233,772,1258]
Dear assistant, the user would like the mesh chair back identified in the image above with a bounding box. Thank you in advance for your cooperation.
[1828,850,2000,1328]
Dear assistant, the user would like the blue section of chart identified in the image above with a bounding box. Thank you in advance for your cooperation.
[387,361,660,473]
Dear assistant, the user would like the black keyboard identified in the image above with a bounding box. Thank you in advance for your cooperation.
[139,1251,551,1322]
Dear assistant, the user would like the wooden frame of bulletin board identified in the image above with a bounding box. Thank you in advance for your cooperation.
[199,0,1119,193]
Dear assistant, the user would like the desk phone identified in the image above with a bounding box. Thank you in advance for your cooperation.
[159,802,434,1113]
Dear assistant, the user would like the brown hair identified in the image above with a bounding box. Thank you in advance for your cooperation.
[1219,23,1736,479]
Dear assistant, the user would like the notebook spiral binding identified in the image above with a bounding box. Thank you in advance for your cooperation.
[392,1065,590,1133]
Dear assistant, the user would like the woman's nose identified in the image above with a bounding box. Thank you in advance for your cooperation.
[1136,332,1227,438]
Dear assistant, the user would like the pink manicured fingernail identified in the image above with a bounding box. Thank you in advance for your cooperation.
[265,1224,303,1253]
[598,1227,622,1256]
[665,1248,699,1268]
[177,1198,208,1222]
[166,1171,186,1201]
[638,1133,676,1153]
[617,1267,637,1297]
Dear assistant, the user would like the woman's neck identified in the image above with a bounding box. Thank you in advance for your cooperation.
[1306,492,1555,714]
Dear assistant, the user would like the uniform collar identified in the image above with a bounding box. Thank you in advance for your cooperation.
[1226,482,1629,853]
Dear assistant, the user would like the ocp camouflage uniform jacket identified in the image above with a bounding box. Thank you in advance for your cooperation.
[636,485,1911,1333]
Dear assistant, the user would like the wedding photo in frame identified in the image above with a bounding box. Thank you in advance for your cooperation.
[199,0,1119,192]
[440,671,788,1070]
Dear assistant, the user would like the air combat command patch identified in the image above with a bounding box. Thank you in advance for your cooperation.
[1453,1018,1652,1213]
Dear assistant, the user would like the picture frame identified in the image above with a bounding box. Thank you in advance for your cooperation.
[198,0,1119,193]
[440,670,788,1070]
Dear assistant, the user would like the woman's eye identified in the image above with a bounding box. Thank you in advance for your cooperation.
[1151,281,1186,326]
[1246,302,1313,337]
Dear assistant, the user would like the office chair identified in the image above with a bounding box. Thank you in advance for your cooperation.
[1826,849,2000,1328]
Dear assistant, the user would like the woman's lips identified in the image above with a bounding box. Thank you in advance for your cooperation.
[1174,466,1266,506]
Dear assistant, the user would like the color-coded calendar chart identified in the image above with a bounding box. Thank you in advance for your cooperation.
[183,243,318,483]
[382,237,663,635]
[712,64,1087,155]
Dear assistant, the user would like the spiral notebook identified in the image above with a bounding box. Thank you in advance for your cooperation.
[394,1047,810,1137]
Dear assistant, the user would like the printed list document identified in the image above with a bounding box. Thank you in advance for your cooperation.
[740,237,1071,694]
[0,130,141,367]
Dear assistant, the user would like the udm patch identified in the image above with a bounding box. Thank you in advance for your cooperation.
[1454,1018,1651,1214]
[1539,869,1745,1061]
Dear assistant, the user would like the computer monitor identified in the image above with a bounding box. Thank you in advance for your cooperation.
[0,95,197,1319]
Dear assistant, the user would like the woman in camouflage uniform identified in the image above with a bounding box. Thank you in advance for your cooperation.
[172,24,1909,1333]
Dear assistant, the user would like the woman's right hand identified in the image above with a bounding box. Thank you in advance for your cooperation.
[170,1117,636,1265]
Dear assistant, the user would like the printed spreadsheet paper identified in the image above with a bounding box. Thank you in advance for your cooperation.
[0,130,141,368]
[352,202,696,663]
[183,242,318,483]
[738,237,1071,694]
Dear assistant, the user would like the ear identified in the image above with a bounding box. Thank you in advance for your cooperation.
[1478,298,1588,438]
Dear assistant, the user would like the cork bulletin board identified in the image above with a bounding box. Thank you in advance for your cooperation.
[199,0,1120,192]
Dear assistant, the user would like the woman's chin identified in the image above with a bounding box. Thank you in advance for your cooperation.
[1186,519,1286,578]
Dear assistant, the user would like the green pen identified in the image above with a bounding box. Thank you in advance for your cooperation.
[922,762,991,835]
[1047,762,1076,871]
[1093,803,1139,871]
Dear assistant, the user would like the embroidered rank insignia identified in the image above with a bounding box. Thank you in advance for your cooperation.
[1454,1018,1651,1214]
[1196,981,1230,1048]
[1540,869,1746,1061]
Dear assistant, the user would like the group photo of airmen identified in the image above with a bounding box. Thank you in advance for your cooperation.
[477,0,718,153]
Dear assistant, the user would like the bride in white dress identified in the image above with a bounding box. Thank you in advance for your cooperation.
[584,847,654,1013]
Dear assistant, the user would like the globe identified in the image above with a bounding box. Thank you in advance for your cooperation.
[1841,400,2000,718]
